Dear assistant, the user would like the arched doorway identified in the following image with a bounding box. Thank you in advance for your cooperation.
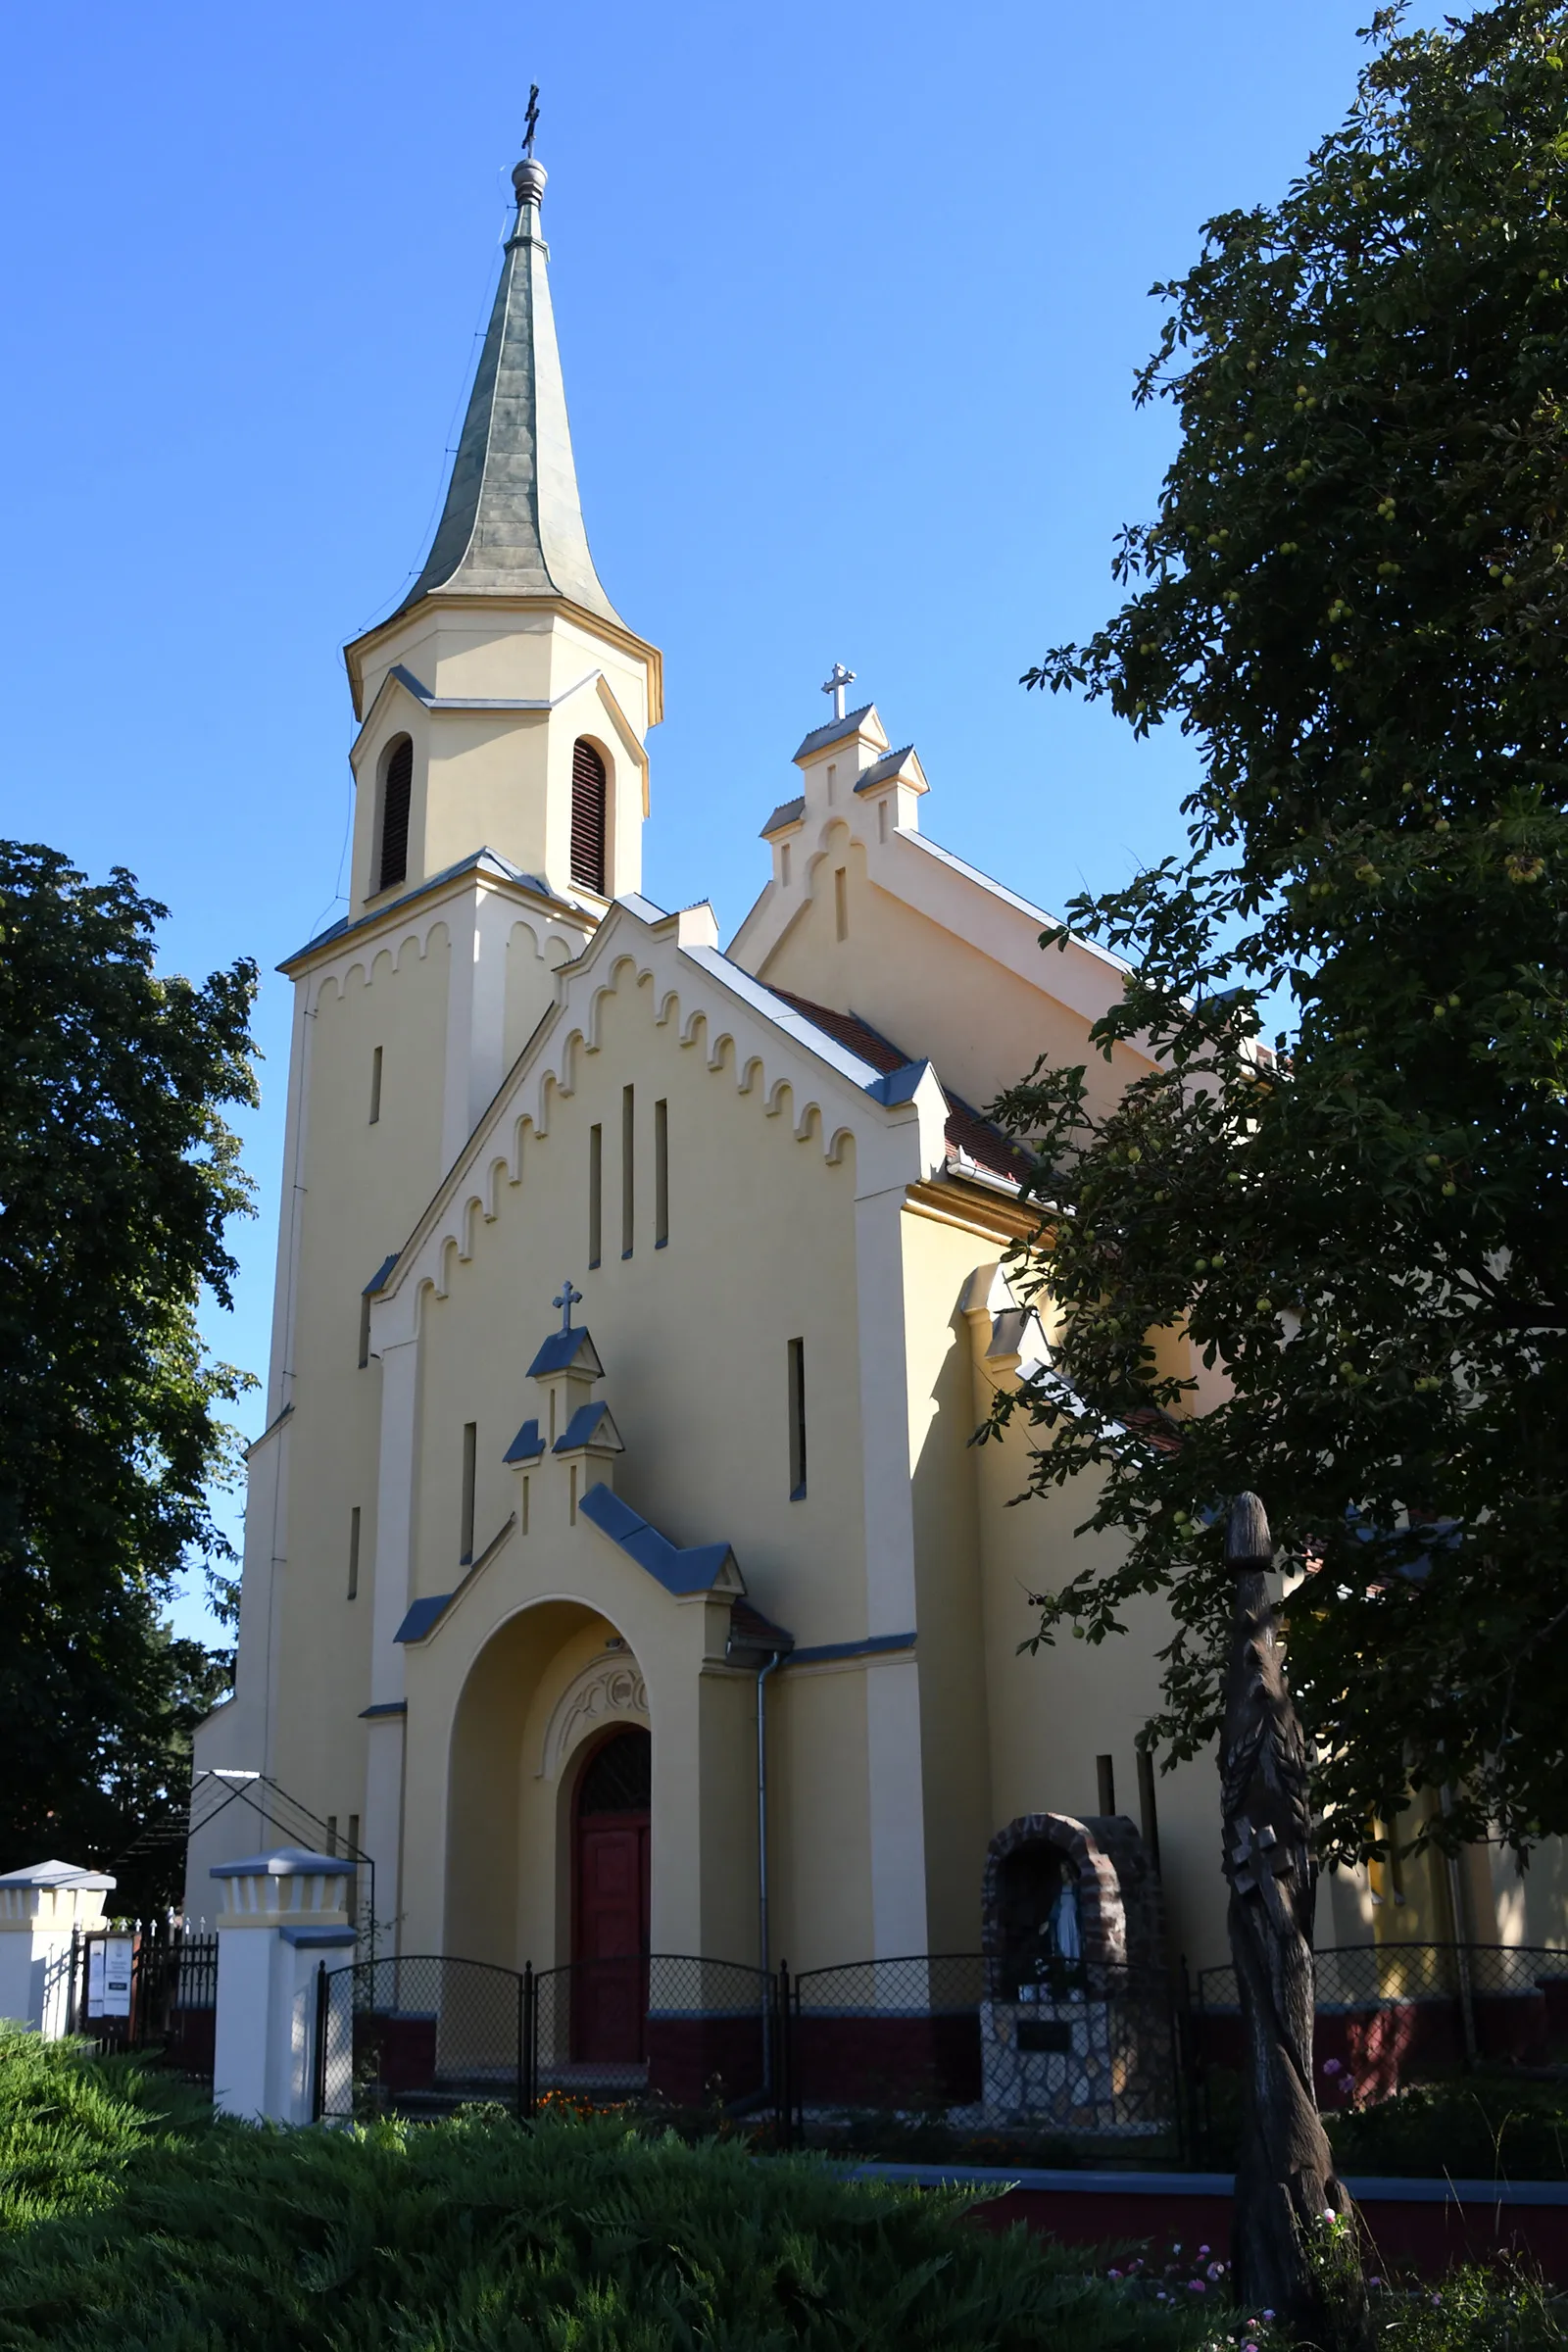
[571,1726,651,2061]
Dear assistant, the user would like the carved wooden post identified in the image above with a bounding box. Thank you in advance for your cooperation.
[1221,1494,1371,2350]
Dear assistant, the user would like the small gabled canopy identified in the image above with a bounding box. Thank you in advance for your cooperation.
[504,1419,546,1464]
[527,1326,604,1380]
[792,704,880,763]
[554,1399,623,1455]
[578,1484,741,1597]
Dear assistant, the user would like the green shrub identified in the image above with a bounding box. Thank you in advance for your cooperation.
[1326,2076,1568,2183]
[0,2031,1213,2351]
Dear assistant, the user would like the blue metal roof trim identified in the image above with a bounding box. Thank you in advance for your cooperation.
[865,1060,932,1108]
[555,1400,612,1451]
[504,1418,546,1463]
[527,1327,599,1377]
[395,1593,454,1644]
[577,1483,736,1596]
[363,1251,401,1297]
[286,848,566,964]
[760,796,806,837]
[280,1924,358,1948]
[359,1699,408,1719]
[788,1632,917,1667]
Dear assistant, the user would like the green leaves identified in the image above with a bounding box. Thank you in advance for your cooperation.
[0,844,258,1899]
[1003,0,1568,1865]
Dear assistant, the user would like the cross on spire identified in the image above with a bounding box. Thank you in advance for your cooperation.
[554,1277,583,1334]
[523,83,540,159]
[820,662,857,722]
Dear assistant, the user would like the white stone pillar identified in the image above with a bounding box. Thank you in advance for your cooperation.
[0,1861,116,2036]
[211,1848,355,2123]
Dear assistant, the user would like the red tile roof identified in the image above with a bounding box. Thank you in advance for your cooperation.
[763,986,1034,1189]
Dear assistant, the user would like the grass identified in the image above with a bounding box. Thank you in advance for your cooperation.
[0,2028,1230,2351]
[1,2030,1564,2348]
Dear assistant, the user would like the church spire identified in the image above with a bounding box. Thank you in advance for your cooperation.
[394,140,621,625]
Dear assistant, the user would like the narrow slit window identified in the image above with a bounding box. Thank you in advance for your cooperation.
[834,866,849,941]
[368,1046,383,1124]
[521,1474,530,1535]
[655,1098,668,1248]
[1136,1747,1161,1872]
[1096,1754,1116,1816]
[569,1463,579,1525]
[347,1506,361,1600]
[378,736,413,893]
[325,1815,338,1858]
[780,843,791,887]
[621,1085,635,1258]
[787,1338,808,1499]
[570,738,607,894]
[460,1421,477,1563]
[878,798,889,844]
[347,1813,360,1858]
[589,1124,603,1267]
[358,1292,372,1370]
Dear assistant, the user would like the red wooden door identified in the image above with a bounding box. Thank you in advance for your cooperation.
[572,1729,651,2063]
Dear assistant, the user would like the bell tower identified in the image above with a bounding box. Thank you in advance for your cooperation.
[340,147,662,918]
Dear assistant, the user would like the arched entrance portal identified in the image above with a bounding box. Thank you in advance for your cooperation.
[571,1727,651,2062]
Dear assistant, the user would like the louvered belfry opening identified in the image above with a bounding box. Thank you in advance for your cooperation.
[378,735,414,893]
[570,738,608,895]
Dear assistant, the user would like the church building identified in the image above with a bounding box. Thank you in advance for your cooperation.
[190,142,1558,2011]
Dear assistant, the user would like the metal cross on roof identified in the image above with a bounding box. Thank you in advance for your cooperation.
[554,1276,583,1334]
[523,83,541,160]
[820,662,857,721]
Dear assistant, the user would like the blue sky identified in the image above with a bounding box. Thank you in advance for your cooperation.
[0,1,1407,1639]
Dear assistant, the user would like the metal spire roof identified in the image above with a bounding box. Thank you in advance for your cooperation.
[393,153,622,625]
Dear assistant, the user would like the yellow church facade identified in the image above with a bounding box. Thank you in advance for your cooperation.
[189,144,1560,2000]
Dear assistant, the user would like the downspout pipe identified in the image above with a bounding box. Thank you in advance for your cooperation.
[756,1650,784,1977]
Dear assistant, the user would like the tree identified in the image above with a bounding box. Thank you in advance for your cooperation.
[0,843,258,1904]
[992,8,1568,2323]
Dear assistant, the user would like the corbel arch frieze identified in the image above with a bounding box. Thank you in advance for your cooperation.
[537,1650,650,1781]
[371,921,921,1339]
[311,915,451,1005]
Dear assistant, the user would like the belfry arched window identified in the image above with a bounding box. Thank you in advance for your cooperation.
[570,738,608,895]
[378,735,414,894]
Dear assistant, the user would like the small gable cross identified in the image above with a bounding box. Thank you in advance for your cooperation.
[820,662,857,722]
[554,1277,583,1334]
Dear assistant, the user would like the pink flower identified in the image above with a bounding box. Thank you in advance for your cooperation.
[1199,2243,1210,2255]
[1263,2311,1275,2322]
[1321,2057,1342,2076]
[1188,2279,1206,2292]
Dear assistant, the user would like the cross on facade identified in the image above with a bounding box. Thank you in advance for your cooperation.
[1230,1816,1291,1930]
[820,662,857,721]
[554,1277,582,1334]
[523,83,540,159]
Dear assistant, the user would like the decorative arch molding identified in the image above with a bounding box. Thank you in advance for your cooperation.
[982,1813,1128,1967]
[315,917,452,1004]
[370,905,941,1341]
[538,1651,649,1782]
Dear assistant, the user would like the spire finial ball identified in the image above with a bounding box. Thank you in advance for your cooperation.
[513,155,547,208]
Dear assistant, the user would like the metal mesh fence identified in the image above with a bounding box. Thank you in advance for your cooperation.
[531,1955,775,2114]
[790,1954,1186,2157]
[317,1956,526,2122]
[1192,1942,1568,2121]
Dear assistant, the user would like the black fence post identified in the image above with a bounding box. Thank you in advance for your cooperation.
[516,1963,530,2124]
[774,1961,793,2149]
[312,1961,328,2124]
